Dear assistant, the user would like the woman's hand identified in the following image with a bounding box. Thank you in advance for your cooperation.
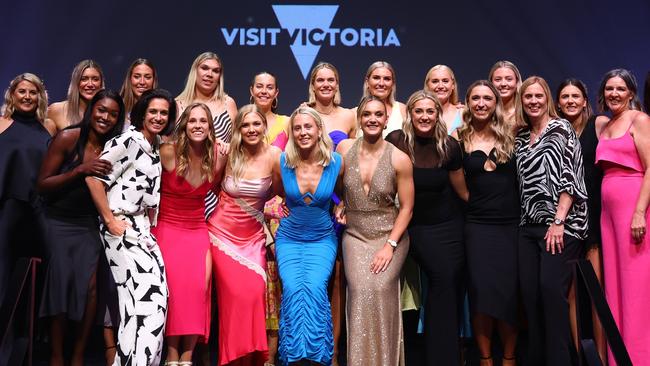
[215,138,230,155]
[631,211,646,243]
[370,243,394,274]
[106,217,131,237]
[334,202,346,225]
[75,158,112,177]
[545,223,564,254]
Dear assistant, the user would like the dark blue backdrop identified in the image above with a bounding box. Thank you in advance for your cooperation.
[2,0,649,115]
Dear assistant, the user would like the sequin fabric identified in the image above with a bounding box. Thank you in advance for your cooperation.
[342,139,408,366]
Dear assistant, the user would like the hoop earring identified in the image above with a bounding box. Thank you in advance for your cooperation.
[249,95,254,105]
[272,97,278,110]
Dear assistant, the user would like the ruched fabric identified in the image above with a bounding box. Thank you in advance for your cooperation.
[275,152,342,365]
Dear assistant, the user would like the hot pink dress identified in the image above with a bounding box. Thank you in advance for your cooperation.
[208,176,271,365]
[151,168,212,340]
[596,127,650,366]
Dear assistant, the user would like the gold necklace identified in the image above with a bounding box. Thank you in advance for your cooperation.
[316,105,335,115]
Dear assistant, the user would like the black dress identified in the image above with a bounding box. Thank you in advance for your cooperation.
[386,130,465,366]
[462,146,519,326]
[0,111,50,304]
[39,142,104,321]
[580,116,602,248]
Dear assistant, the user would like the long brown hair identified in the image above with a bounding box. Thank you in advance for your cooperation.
[457,80,514,164]
[173,102,217,183]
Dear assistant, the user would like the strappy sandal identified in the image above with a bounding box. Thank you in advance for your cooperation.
[178,362,192,366]
[164,361,179,366]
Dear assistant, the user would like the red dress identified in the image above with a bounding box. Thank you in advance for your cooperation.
[151,168,212,340]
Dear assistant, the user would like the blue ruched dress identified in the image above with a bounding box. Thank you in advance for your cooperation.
[275,152,342,365]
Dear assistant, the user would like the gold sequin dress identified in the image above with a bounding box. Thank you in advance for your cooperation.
[342,139,408,366]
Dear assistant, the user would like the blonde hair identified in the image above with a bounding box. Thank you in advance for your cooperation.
[229,104,267,183]
[2,73,48,123]
[177,52,225,105]
[424,64,459,105]
[516,76,559,127]
[66,60,104,124]
[173,102,216,183]
[362,61,397,105]
[488,61,523,90]
[284,107,333,168]
[307,62,341,106]
[457,80,514,164]
[401,90,449,167]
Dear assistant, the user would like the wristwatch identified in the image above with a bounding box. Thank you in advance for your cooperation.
[553,217,565,225]
[386,239,398,248]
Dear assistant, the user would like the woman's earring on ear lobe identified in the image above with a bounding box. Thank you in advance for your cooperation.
[272,97,278,109]
[249,95,254,104]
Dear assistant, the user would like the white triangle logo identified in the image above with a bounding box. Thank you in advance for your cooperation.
[272,5,339,79]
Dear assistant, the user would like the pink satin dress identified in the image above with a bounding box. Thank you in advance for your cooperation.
[152,168,212,340]
[208,175,271,365]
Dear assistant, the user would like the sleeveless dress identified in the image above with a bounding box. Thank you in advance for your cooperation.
[39,151,102,322]
[275,152,342,365]
[207,176,271,365]
[596,126,650,366]
[342,139,409,366]
[463,148,519,326]
[151,168,212,340]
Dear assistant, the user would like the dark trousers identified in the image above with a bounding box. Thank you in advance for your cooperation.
[518,224,582,366]
[409,221,465,366]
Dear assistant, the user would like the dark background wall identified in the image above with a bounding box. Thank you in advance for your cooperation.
[2,0,649,116]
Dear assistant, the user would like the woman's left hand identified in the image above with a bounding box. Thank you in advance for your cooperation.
[215,138,230,155]
[631,211,646,244]
[545,224,564,254]
[370,243,394,274]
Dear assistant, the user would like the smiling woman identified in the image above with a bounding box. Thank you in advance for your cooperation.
[120,58,158,131]
[37,90,125,366]
[85,89,176,366]
[424,64,464,135]
[152,102,226,366]
[337,96,414,366]
[514,76,587,366]
[362,61,407,136]
[595,69,650,366]
[206,104,283,365]
[386,90,467,366]
[48,60,104,131]
[274,107,344,365]
[0,73,54,316]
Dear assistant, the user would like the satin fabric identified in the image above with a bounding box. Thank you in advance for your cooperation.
[208,176,271,365]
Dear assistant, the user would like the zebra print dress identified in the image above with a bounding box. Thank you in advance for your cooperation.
[514,118,588,239]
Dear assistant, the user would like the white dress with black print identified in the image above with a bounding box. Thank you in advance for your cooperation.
[95,126,168,366]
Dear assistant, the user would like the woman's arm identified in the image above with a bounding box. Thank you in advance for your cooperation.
[449,168,469,202]
[545,192,574,254]
[225,96,238,123]
[37,129,111,193]
[85,177,129,236]
[631,112,650,242]
[370,148,413,274]
[270,146,284,198]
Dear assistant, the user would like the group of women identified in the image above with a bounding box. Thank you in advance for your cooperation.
[1,52,649,366]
